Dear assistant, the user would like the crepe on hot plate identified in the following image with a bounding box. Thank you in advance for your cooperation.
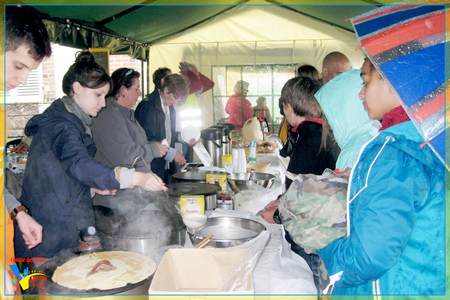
[52,251,156,290]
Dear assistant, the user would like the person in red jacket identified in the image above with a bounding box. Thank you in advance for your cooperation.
[225,80,253,128]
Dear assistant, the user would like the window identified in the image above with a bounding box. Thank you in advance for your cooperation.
[5,64,43,104]
[212,64,296,127]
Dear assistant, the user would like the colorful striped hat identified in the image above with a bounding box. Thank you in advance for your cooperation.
[352,5,447,166]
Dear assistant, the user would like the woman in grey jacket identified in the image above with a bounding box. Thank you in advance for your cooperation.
[91,69,182,254]
[92,68,167,172]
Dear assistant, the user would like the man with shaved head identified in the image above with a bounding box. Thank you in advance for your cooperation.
[321,51,352,83]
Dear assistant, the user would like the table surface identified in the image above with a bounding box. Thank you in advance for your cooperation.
[5,151,315,295]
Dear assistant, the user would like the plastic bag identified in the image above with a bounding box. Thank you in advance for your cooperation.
[242,117,263,143]
[149,230,269,293]
[279,169,348,254]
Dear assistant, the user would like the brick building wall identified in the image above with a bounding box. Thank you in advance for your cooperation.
[7,50,145,138]
[42,53,56,103]
[7,104,39,138]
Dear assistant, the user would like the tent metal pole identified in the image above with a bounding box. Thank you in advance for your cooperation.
[146,48,150,95]
[141,59,145,98]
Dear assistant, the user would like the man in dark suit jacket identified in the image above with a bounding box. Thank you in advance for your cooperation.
[135,70,188,183]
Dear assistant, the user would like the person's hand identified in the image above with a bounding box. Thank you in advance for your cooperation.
[11,142,29,153]
[133,172,168,192]
[188,138,198,146]
[158,143,169,156]
[258,199,280,224]
[16,212,43,249]
[174,152,186,165]
[336,167,352,178]
[92,188,117,196]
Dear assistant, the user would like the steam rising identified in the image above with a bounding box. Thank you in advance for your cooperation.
[93,188,184,262]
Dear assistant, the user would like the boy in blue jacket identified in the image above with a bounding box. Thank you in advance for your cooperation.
[318,6,445,297]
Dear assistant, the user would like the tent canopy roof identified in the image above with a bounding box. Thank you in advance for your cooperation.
[22,0,384,59]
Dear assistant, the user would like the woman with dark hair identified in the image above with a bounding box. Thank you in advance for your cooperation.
[277,76,339,290]
[15,52,166,258]
[296,64,320,81]
[279,65,321,145]
[135,73,189,183]
[279,76,338,188]
[92,68,166,172]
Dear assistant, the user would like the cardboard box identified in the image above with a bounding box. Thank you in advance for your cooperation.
[149,248,254,294]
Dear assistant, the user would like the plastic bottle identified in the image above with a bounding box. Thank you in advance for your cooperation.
[79,226,102,253]
[248,141,257,163]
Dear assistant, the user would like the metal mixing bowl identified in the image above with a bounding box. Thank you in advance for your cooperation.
[227,172,275,193]
[188,216,267,248]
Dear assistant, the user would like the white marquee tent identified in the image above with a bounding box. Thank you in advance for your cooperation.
[148,3,365,127]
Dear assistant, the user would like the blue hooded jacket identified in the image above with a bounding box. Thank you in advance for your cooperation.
[318,121,445,296]
[15,99,120,258]
[315,69,380,170]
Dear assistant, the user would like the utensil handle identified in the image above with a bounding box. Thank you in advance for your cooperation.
[194,234,213,248]
[180,163,189,172]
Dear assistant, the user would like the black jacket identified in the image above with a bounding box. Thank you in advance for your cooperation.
[16,99,119,258]
[135,90,177,180]
[285,121,339,188]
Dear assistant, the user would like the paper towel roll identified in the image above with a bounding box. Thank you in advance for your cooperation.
[238,148,247,173]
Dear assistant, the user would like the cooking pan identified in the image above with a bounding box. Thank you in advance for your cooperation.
[29,249,153,296]
[168,182,221,210]
[188,216,267,248]
[172,170,227,182]
[168,182,220,196]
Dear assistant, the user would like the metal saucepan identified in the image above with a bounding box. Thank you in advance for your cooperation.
[227,172,276,193]
[109,232,186,263]
[29,249,153,296]
[188,216,267,248]
[94,204,185,263]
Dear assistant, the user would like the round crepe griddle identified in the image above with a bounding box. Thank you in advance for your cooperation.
[168,182,220,197]
[172,170,227,182]
[30,249,152,295]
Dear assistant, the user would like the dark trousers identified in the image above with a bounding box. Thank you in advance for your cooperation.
[151,157,174,184]
[274,210,320,293]
[284,230,321,292]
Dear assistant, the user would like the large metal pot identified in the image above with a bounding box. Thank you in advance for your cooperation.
[30,249,153,296]
[188,216,267,248]
[93,189,185,262]
[98,230,185,264]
